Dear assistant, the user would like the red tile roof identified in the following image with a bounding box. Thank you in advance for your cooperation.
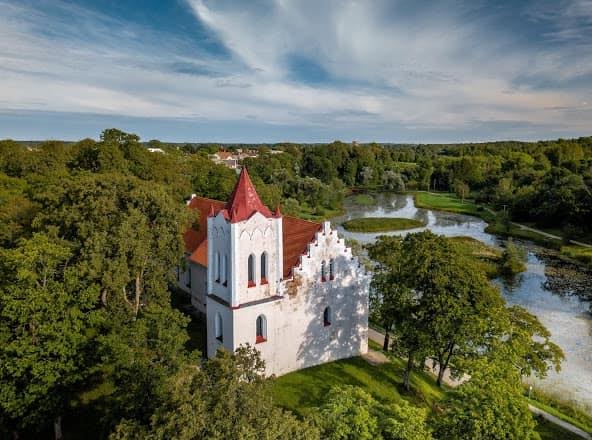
[224,168,273,223]
[183,171,322,277]
[282,216,322,279]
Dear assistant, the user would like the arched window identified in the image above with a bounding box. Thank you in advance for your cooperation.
[323,307,331,327]
[260,252,268,284]
[215,312,223,342]
[256,315,267,343]
[321,260,327,282]
[248,254,256,287]
[223,254,228,286]
[329,258,335,280]
[215,252,221,283]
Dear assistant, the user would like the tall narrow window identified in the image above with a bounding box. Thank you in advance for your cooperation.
[187,267,192,289]
[223,254,228,287]
[215,312,223,342]
[248,254,256,287]
[260,252,268,284]
[329,258,335,280]
[256,315,267,343]
[215,252,221,283]
[323,307,331,327]
[321,260,327,282]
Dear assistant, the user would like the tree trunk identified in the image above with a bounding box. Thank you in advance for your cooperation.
[436,345,455,387]
[382,331,390,351]
[12,431,19,440]
[134,274,141,317]
[436,361,446,387]
[403,350,414,391]
[54,416,62,440]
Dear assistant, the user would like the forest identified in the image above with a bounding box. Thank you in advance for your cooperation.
[0,129,589,439]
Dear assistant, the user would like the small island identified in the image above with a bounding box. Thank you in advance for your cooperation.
[342,217,424,232]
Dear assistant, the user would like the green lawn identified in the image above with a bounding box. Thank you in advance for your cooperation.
[413,191,489,219]
[561,245,592,266]
[351,193,377,206]
[271,355,446,416]
[342,217,424,232]
[534,415,585,440]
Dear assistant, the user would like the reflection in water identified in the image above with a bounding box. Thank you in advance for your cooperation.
[333,193,592,410]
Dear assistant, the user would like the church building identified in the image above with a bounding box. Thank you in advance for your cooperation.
[179,168,369,376]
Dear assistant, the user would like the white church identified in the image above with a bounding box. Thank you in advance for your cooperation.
[179,168,369,376]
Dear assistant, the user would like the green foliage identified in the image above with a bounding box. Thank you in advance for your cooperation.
[0,232,99,434]
[315,385,433,440]
[499,239,527,276]
[111,346,320,440]
[342,217,423,232]
[433,363,539,440]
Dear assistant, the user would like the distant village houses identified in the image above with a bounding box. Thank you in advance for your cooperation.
[209,148,283,169]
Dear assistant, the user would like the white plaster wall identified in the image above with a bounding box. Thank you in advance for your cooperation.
[230,221,369,376]
[208,214,232,304]
[190,263,208,314]
[206,296,234,358]
[231,213,283,306]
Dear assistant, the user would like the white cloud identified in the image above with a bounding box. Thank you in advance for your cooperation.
[0,0,590,140]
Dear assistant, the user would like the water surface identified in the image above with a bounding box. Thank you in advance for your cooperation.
[333,193,592,410]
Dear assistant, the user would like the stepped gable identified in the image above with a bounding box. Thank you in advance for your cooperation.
[282,216,322,279]
[222,167,273,223]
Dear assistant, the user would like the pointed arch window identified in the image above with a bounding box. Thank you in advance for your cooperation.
[223,254,228,287]
[321,260,327,282]
[248,254,256,287]
[260,252,268,284]
[323,307,332,327]
[256,315,267,343]
[329,258,335,280]
[215,312,223,342]
[215,252,221,283]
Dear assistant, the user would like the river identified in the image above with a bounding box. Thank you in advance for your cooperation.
[332,193,592,411]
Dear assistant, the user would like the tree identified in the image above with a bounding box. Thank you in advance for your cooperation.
[316,386,432,440]
[0,232,98,439]
[433,362,539,440]
[453,179,470,203]
[110,346,319,439]
[368,232,506,388]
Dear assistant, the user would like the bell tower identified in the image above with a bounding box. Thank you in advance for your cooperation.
[206,168,283,356]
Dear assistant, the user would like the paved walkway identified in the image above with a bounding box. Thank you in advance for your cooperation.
[368,328,591,439]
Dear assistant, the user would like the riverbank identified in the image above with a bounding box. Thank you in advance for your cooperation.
[342,217,424,232]
[410,191,592,266]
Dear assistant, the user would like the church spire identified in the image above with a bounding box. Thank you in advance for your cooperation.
[225,167,272,223]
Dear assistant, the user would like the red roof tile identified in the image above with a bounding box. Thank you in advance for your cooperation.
[183,170,322,276]
[225,168,273,223]
[282,216,322,279]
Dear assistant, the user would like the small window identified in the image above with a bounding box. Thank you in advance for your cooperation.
[215,252,221,283]
[215,312,223,342]
[321,260,327,282]
[324,307,331,327]
[260,252,268,284]
[223,254,228,287]
[329,258,335,280]
[248,254,256,287]
[187,267,192,289]
[256,315,267,343]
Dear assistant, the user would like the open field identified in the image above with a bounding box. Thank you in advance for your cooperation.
[342,217,424,232]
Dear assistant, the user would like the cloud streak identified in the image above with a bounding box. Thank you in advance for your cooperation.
[0,0,590,141]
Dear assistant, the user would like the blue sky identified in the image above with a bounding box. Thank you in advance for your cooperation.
[0,0,591,143]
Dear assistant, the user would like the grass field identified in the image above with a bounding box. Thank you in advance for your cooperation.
[342,217,424,232]
[271,354,446,416]
[413,191,491,219]
[351,193,377,206]
[561,245,592,266]
[448,236,502,278]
